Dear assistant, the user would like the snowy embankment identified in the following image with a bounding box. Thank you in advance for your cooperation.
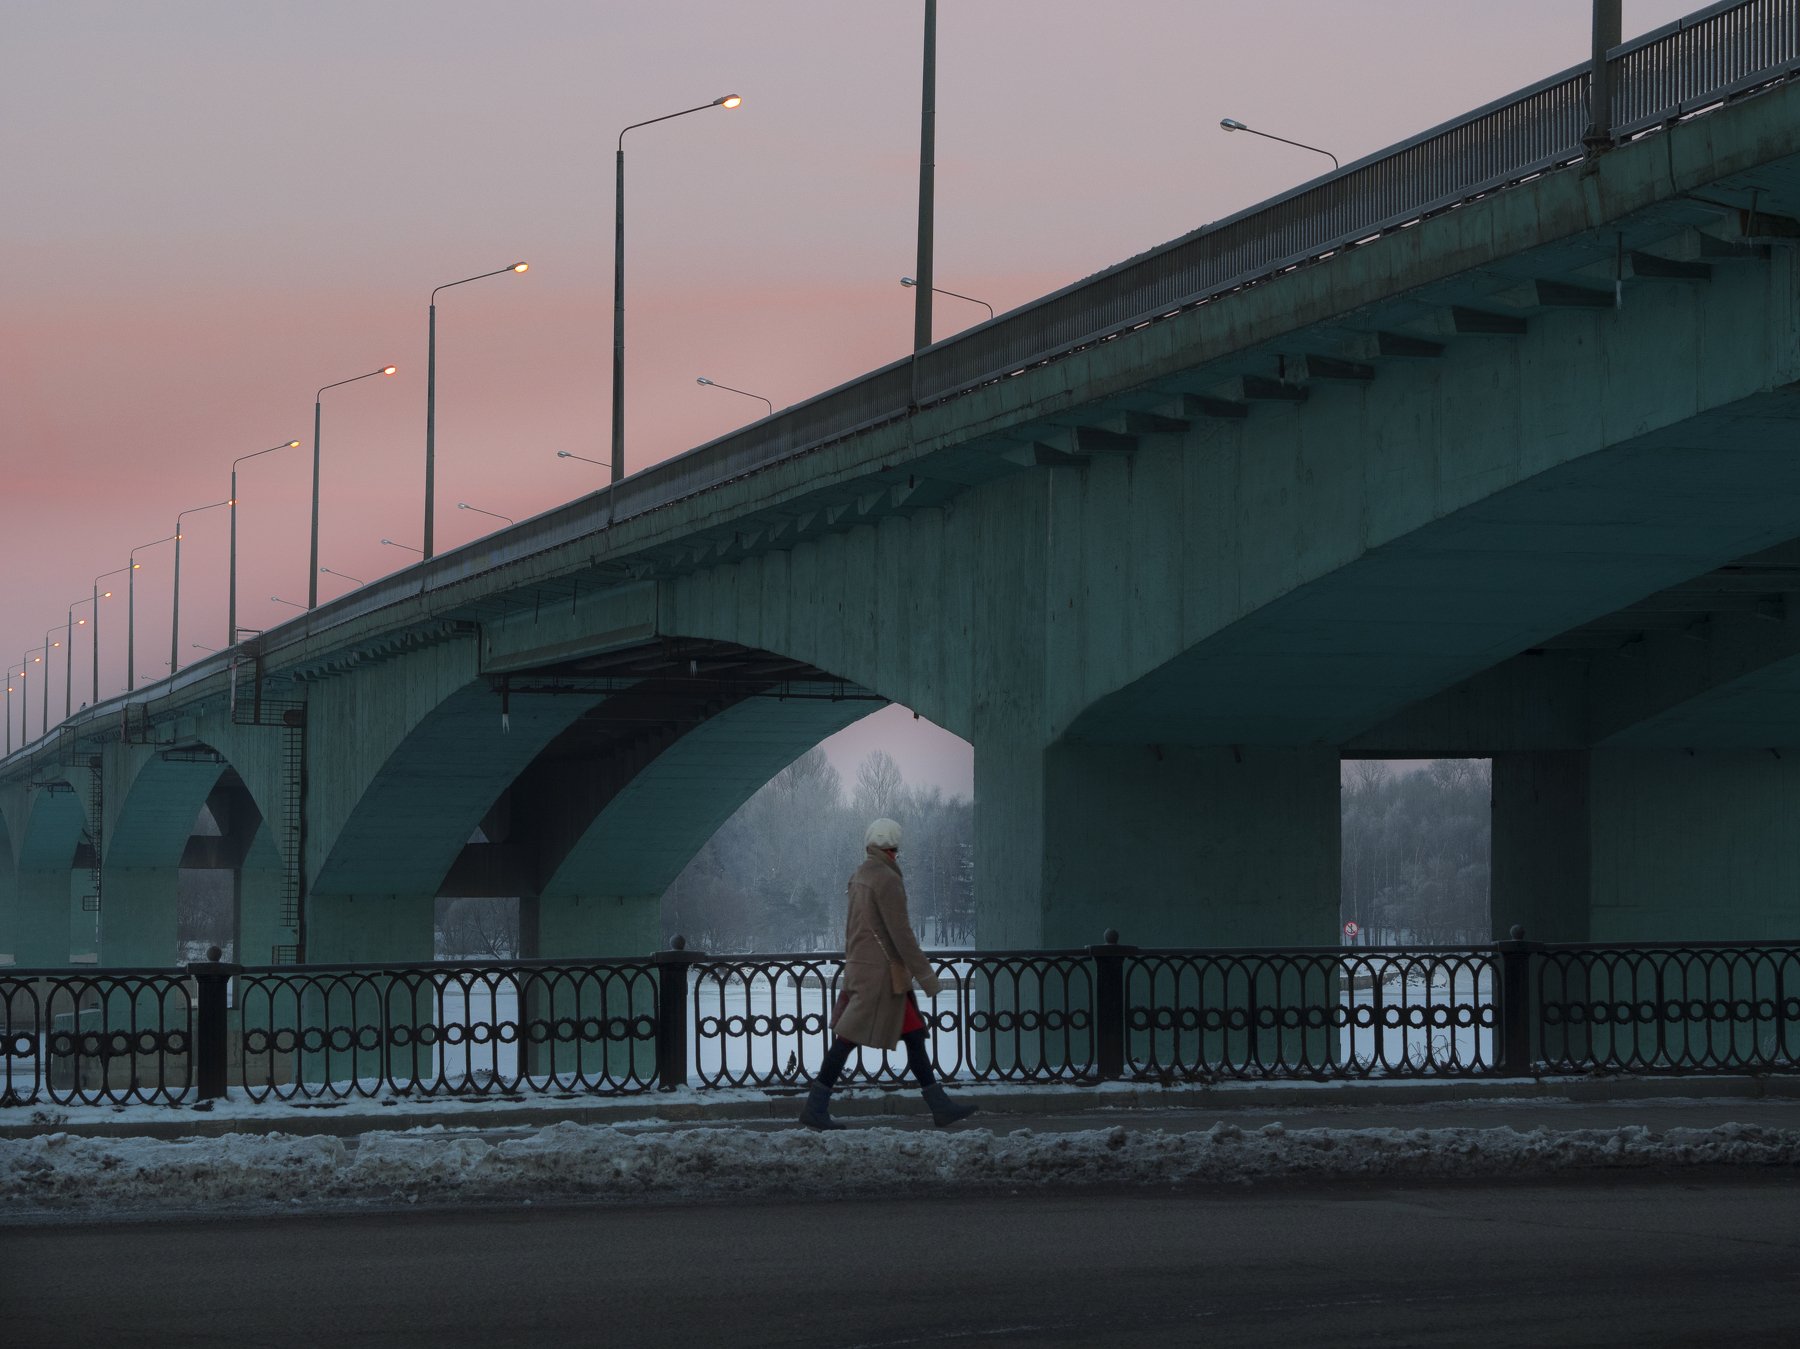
[4,1118,1798,1219]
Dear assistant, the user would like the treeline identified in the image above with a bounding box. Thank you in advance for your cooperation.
[1341,759,1491,945]
[662,748,974,953]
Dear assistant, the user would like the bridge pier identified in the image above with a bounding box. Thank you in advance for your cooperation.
[7,869,75,966]
[305,894,435,964]
[982,740,1340,949]
[1493,749,1800,942]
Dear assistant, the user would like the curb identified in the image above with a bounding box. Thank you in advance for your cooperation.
[5,1073,1798,1142]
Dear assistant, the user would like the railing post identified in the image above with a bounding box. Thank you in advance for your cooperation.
[653,936,698,1090]
[1087,929,1135,1081]
[1494,925,1541,1078]
[188,946,241,1102]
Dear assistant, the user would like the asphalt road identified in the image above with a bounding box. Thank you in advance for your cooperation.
[4,1176,1796,1347]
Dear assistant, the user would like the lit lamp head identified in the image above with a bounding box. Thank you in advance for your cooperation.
[382,366,398,376]
[714,94,742,109]
[511,262,529,273]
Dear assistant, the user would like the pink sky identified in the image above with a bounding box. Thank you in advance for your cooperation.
[1,1,1699,791]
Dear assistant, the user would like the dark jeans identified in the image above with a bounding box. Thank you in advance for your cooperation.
[816,1031,933,1089]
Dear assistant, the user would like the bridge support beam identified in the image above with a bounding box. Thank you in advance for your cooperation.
[523,894,662,961]
[1492,749,1800,942]
[305,894,435,964]
[7,870,74,967]
[98,869,179,967]
[986,741,1340,949]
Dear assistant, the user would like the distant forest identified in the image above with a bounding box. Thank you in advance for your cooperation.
[1341,759,1492,945]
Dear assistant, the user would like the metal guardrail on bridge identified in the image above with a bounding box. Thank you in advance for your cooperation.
[3,930,1796,1108]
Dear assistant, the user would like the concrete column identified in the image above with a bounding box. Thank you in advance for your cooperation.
[97,869,180,967]
[975,738,1341,950]
[522,894,662,1083]
[8,870,72,967]
[1491,751,1592,943]
[305,893,435,964]
[1494,749,1800,943]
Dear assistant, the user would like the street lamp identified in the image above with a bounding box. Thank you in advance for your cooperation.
[1218,117,1340,169]
[11,653,39,752]
[312,366,398,608]
[900,276,992,319]
[4,663,23,756]
[613,93,742,483]
[269,596,307,612]
[41,624,72,736]
[229,440,302,646]
[319,566,364,589]
[457,501,514,527]
[90,566,127,706]
[380,537,423,555]
[128,535,174,693]
[695,376,773,417]
[171,499,229,676]
[426,263,529,562]
[64,598,95,719]
[556,451,607,469]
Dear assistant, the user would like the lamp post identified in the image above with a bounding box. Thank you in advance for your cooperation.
[229,440,302,646]
[91,565,127,706]
[6,663,25,756]
[914,0,936,350]
[613,93,742,483]
[555,451,608,469]
[900,276,991,319]
[171,500,229,676]
[13,653,39,752]
[426,263,528,562]
[1218,117,1339,169]
[128,535,174,693]
[380,537,422,556]
[319,566,364,589]
[695,376,773,417]
[312,366,397,608]
[41,625,71,736]
[64,598,95,719]
[457,502,513,528]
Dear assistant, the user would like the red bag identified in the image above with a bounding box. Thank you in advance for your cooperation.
[900,992,926,1037]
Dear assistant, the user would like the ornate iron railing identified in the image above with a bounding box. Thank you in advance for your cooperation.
[2,931,1796,1107]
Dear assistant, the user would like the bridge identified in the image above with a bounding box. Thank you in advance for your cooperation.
[4,0,1800,969]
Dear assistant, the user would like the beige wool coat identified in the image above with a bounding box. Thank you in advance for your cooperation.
[831,845,942,1051]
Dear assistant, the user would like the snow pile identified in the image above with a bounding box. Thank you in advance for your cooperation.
[4,1118,1797,1218]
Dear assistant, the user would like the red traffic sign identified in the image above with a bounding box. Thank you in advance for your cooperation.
[1342,920,1360,940]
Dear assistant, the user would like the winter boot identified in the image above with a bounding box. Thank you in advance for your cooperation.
[920,1082,976,1127]
[798,1082,845,1130]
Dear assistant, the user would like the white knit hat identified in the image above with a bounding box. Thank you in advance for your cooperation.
[865,817,903,850]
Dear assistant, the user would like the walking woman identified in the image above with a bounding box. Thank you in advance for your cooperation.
[799,817,977,1130]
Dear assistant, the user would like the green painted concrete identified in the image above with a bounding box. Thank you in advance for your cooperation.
[8,79,1800,964]
[1496,749,1800,945]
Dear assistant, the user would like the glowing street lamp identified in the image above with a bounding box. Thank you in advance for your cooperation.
[425,263,528,562]
[41,624,72,736]
[127,535,175,693]
[229,440,302,646]
[90,565,127,706]
[695,376,772,417]
[900,275,992,319]
[171,499,229,676]
[1218,117,1339,169]
[613,93,742,483]
[64,597,96,719]
[312,366,398,608]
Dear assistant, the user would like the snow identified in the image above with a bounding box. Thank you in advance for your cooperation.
[4,1100,1797,1221]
